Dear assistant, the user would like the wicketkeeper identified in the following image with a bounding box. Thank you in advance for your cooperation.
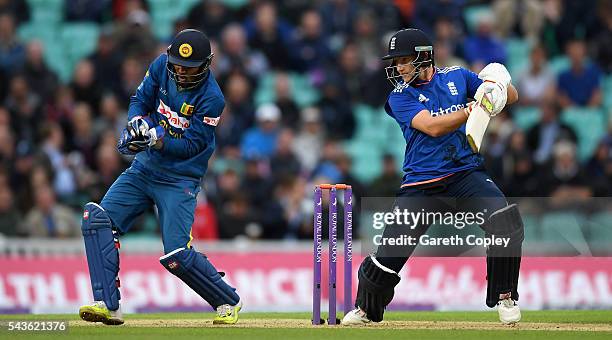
[79,29,242,325]
[342,28,522,325]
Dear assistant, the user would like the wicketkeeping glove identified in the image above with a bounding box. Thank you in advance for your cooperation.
[116,116,165,155]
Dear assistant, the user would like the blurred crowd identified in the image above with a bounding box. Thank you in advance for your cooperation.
[0,0,610,240]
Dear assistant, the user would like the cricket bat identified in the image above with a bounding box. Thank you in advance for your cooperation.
[466,94,494,153]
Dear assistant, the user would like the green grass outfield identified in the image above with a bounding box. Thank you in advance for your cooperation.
[1,311,611,340]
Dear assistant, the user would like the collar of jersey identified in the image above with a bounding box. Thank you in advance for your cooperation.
[412,67,437,87]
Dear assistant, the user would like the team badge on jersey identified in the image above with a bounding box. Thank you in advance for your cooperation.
[447,82,458,96]
[180,102,195,116]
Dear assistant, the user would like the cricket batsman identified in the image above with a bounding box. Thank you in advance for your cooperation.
[78,29,241,325]
[342,29,522,325]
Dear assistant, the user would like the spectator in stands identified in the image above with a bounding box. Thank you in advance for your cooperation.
[114,8,156,59]
[21,41,58,100]
[20,184,80,238]
[463,11,507,69]
[0,13,25,74]
[88,29,123,93]
[412,0,465,38]
[4,74,41,143]
[517,45,555,106]
[240,157,272,212]
[40,123,77,199]
[312,140,343,184]
[540,140,592,199]
[492,0,544,43]
[292,107,324,172]
[290,8,330,73]
[503,150,539,197]
[44,85,75,128]
[557,39,603,108]
[87,143,124,203]
[95,93,127,139]
[262,176,305,239]
[240,103,281,159]
[591,0,612,73]
[353,9,381,72]
[245,1,293,70]
[369,154,402,197]
[270,128,301,178]
[217,23,268,79]
[434,41,467,69]
[0,0,29,25]
[65,0,108,22]
[526,99,577,164]
[0,177,20,236]
[223,72,255,129]
[216,106,247,148]
[70,60,101,112]
[116,56,144,104]
[67,102,98,169]
[274,72,299,129]
[551,0,600,55]
[0,124,14,169]
[335,152,365,200]
[359,34,394,107]
[218,193,261,239]
[495,130,532,190]
[186,0,232,40]
[586,137,612,196]
[318,70,355,140]
[319,0,358,38]
[333,42,363,102]
[433,17,465,61]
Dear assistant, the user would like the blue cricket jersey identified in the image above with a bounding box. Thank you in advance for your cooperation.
[385,66,484,185]
[127,54,224,181]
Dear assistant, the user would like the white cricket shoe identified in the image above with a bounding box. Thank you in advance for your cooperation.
[498,298,521,324]
[79,301,124,325]
[341,308,371,325]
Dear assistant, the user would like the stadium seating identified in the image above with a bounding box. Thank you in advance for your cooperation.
[560,108,606,162]
[548,56,570,75]
[512,106,541,132]
[463,5,490,33]
[506,38,531,78]
[253,73,320,109]
[26,0,63,24]
[344,105,408,182]
[603,75,612,113]
[60,23,100,78]
[147,0,200,40]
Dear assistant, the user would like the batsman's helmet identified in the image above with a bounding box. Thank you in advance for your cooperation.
[382,28,434,87]
[166,29,214,89]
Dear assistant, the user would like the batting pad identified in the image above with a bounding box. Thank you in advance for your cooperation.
[81,202,121,311]
[160,248,240,309]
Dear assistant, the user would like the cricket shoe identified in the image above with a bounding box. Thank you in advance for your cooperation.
[79,301,124,325]
[213,300,242,325]
[341,308,371,326]
[498,298,521,324]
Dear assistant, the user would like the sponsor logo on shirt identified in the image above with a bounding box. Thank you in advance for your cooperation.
[203,116,220,126]
[157,99,190,129]
[431,103,466,117]
[418,93,429,103]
